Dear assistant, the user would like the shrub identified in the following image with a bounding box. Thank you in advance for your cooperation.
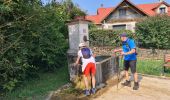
[89,29,134,47]
[0,0,69,91]
[136,15,170,49]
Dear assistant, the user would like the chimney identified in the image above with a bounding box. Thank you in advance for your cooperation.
[159,0,164,2]
[101,4,104,7]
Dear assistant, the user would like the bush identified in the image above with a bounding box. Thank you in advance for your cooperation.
[89,29,134,47]
[136,15,170,49]
[0,0,68,91]
[0,0,86,92]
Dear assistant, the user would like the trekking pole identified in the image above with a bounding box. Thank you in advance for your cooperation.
[119,55,123,81]
[113,52,120,91]
[116,54,122,91]
[117,54,120,91]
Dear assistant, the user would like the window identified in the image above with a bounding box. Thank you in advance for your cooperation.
[112,24,126,30]
[119,9,126,18]
[160,7,166,14]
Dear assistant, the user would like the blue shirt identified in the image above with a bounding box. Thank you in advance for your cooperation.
[122,38,137,61]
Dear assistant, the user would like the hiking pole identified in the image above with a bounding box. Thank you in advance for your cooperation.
[118,55,120,91]
[113,53,120,91]
[117,54,120,91]
[115,53,122,91]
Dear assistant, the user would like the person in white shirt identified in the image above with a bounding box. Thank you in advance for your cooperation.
[75,43,96,96]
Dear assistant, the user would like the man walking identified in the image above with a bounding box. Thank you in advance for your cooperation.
[114,33,139,90]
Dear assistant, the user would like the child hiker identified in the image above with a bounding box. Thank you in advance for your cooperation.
[75,42,96,96]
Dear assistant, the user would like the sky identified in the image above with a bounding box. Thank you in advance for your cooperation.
[41,0,170,15]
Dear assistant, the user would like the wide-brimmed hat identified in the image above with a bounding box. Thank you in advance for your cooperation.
[79,43,86,47]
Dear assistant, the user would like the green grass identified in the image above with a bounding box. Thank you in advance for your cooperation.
[137,59,163,76]
[2,59,170,100]
[119,59,170,76]
[2,66,69,100]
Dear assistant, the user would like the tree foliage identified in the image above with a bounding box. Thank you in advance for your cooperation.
[0,0,86,91]
[89,29,134,47]
[136,15,170,49]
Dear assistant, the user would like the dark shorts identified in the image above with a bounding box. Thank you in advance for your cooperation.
[124,60,137,73]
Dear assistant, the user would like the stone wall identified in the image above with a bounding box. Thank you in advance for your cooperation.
[137,48,170,60]
[91,46,170,60]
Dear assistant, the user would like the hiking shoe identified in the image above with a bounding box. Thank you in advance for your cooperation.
[91,88,96,94]
[84,90,90,96]
[133,82,139,90]
[121,80,131,87]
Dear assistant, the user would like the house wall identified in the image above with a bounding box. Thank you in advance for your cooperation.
[106,7,143,21]
[155,4,168,14]
[103,21,136,32]
[96,24,103,29]
[103,4,145,32]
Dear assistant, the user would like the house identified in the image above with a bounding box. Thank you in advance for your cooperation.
[85,0,170,32]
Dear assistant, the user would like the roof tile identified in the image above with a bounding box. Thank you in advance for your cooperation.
[85,2,170,24]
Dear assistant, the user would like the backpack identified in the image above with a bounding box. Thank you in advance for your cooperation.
[81,48,91,59]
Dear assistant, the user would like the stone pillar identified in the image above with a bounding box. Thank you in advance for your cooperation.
[67,19,90,50]
[67,18,90,88]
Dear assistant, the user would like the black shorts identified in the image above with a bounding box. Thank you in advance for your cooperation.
[124,60,137,73]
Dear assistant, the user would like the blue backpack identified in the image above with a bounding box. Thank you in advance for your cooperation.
[81,48,91,59]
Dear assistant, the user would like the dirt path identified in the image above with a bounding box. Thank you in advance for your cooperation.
[93,76,170,100]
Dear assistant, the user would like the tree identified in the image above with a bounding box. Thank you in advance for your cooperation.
[0,0,86,92]
[136,15,170,49]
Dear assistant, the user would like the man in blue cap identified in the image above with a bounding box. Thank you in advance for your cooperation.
[114,33,139,90]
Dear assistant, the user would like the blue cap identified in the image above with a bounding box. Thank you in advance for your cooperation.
[120,33,127,37]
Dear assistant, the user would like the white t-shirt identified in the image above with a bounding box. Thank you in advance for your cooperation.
[78,49,96,72]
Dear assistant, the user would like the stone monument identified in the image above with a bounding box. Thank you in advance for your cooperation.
[67,17,90,88]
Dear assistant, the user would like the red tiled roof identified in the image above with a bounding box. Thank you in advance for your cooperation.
[137,3,160,16]
[85,1,170,24]
[85,7,114,24]
[136,2,170,16]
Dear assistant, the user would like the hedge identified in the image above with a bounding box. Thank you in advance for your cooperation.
[136,15,170,49]
[89,29,135,47]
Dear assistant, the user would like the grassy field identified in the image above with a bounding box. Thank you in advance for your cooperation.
[120,58,170,76]
[2,66,69,100]
[137,59,163,76]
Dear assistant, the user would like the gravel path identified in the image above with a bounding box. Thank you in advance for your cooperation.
[93,76,170,100]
